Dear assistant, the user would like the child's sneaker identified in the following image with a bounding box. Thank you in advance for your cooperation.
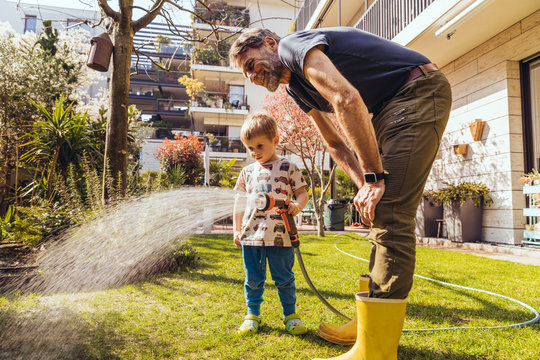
[284,313,307,335]
[238,314,261,336]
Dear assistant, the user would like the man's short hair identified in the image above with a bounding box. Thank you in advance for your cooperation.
[229,28,281,68]
[240,111,278,143]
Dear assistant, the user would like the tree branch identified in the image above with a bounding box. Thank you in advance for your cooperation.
[132,0,167,33]
[97,0,119,21]
[132,47,170,73]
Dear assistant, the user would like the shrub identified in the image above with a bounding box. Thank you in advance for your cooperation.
[433,182,493,208]
[155,134,203,185]
[10,202,75,247]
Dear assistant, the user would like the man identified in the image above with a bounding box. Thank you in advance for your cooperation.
[229,27,452,359]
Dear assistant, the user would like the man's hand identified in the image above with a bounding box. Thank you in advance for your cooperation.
[233,233,241,248]
[354,182,385,226]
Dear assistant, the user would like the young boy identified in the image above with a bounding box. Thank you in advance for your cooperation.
[233,112,309,336]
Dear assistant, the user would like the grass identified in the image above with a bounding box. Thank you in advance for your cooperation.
[1,233,539,359]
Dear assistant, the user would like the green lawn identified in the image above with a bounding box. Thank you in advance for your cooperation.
[1,234,539,359]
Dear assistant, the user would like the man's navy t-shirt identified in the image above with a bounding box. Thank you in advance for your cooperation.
[278,27,431,114]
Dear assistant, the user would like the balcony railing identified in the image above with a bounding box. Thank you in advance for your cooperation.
[191,93,248,110]
[204,136,246,153]
[130,69,190,84]
[157,99,189,113]
[151,132,246,153]
[295,0,436,40]
[295,0,322,32]
[193,6,250,27]
[192,45,230,67]
[355,0,436,40]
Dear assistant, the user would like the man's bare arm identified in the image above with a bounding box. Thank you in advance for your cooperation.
[303,46,383,176]
[303,46,385,224]
[307,109,364,189]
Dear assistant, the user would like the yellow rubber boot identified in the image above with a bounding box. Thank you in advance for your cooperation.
[316,275,370,345]
[314,292,407,360]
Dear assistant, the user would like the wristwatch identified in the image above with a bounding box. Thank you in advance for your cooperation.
[363,171,387,183]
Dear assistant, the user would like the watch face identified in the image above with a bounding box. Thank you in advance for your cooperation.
[364,173,376,183]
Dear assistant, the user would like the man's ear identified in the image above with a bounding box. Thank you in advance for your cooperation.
[264,36,278,50]
[273,135,279,145]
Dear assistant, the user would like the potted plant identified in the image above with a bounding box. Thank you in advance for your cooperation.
[520,169,540,244]
[416,190,443,238]
[154,34,173,53]
[520,168,540,186]
[433,182,493,243]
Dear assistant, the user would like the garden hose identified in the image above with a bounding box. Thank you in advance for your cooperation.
[253,193,350,320]
[333,234,540,332]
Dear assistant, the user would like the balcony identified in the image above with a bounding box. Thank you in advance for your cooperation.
[295,0,323,31]
[190,93,248,114]
[130,69,190,86]
[203,136,246,154]
[147,134,246,155]
[296,0,435,34]
[156,99,189,114]
[192,44,230,66]
[193,5,250,28]
[355,0,436,40]
[294,0,539,67]
[129,96,189,117]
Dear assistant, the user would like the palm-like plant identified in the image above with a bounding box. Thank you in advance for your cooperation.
[23,95,94,200]
[209,158,237,187]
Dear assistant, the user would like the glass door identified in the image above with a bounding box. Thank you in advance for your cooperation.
[522,56,540,171]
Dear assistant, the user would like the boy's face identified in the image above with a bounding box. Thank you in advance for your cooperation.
[243,134,279,164]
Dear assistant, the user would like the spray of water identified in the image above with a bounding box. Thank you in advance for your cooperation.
[0,187,251,359]
[24,187,252,293]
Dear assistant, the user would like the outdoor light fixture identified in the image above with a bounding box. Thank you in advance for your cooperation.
[435,0,494,38]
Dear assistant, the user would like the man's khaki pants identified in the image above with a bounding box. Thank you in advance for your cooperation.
[368,71,452,299]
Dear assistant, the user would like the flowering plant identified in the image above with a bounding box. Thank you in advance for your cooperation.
[155,134,203,185]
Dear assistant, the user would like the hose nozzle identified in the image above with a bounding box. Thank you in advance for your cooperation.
[254,193,287,212]
[254,193,299,247]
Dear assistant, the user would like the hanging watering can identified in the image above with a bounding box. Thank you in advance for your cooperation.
[87,32,113,72]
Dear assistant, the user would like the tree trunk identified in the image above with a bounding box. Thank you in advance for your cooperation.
[315,204,325,237]
[103,22,133,201]
[0,163,11,216]
[46,146,60,201]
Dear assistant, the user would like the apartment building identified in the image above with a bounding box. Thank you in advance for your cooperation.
[137,0,297,171]
[130,22,195,171]
[293,0,540,244]
[188,0,297,168]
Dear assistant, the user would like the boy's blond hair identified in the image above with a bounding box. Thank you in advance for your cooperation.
[240,112,278,143]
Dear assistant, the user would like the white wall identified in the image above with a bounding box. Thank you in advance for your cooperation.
[140,139,164,173]
[428,11,540,244]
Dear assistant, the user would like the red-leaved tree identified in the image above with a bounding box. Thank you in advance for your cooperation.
[264,85,339,236]
[155,134,203,185]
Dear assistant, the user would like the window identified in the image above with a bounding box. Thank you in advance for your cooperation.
[24,15,37,33]
[521,55,540,171]
[229,85,244,108]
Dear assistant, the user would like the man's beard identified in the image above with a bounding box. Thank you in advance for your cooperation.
[261,56,283,92]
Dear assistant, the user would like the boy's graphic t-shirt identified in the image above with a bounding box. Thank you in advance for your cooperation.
[235,158,307,247]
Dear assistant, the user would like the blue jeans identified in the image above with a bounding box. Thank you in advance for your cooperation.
[242,245,296,317]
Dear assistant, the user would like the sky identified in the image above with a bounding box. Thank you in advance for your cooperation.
[8,0,191,25]
[10,0,192,22]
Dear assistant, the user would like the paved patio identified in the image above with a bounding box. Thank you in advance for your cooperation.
[211,224,540,266]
